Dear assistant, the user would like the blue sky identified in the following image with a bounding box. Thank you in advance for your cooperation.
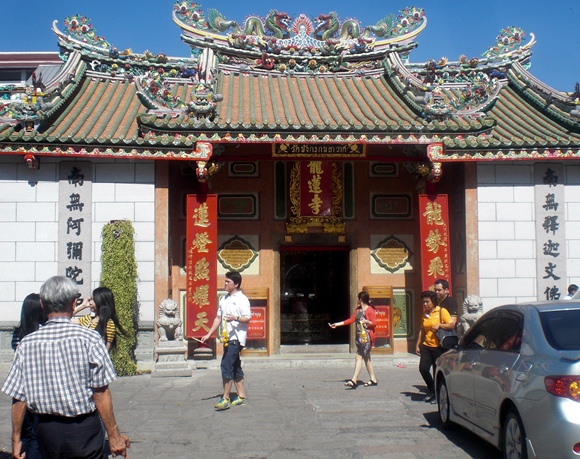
[1,0,578,90]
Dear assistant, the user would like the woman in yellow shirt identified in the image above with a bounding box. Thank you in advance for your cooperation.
[73,287,122,351]
[415,290,453,403]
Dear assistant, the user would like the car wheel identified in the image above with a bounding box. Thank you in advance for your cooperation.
[503,409,528,459]
[437,378,453,429]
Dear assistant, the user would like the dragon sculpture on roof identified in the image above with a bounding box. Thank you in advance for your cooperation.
[173,2,426,56]
[207,8,292,39]
[313,12,361,41]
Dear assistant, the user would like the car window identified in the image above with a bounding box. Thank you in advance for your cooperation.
[540,310,580,350]
[462,317,497,350]
[487,315,522,352]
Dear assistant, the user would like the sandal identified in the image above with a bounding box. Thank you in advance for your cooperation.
[344,379,358,389]
[364,380,378,387]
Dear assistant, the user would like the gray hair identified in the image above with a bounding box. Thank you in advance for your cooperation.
[40,276,79,314]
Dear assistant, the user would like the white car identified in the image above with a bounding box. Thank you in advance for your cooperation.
[435,301,580,459]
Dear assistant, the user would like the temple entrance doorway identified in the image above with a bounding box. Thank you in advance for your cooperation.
[280,247,350,346]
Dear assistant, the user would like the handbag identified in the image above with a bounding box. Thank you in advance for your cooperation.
[435,308,457,346]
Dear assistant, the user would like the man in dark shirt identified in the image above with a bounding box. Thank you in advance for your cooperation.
[434,279,458,329]
[2,276,130,459]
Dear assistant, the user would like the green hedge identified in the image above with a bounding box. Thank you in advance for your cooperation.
[100,220,138,376]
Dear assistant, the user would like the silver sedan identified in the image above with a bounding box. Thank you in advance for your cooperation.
[435,301,580,459]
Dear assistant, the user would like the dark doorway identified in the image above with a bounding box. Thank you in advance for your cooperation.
[280,247,349,344]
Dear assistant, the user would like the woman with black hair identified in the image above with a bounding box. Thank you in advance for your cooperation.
[415,290,453,403]
[11,293,46,459]
[11,293,46,350]
[329,291,378,389]
[73,287,123,351]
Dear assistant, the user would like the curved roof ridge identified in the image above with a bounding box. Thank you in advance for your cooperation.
[402,27,535,89]
[384,53,504,121]
[507,66,580,132]
[41,52,78,93]
[51,18,193,67]
[39,57,87,124]
[511,61,576,103]
[174,5,427,56]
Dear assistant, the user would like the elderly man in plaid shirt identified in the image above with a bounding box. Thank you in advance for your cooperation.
[2,276,130,459]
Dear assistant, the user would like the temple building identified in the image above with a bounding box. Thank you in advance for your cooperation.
[1,3,579,366]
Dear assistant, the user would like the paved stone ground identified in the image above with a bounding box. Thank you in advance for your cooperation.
[0,355,502,459]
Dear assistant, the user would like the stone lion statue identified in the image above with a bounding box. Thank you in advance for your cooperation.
[459,294,484,337]
[156,299,184,342]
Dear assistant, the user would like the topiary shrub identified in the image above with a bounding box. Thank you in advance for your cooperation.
[100,220,138,376]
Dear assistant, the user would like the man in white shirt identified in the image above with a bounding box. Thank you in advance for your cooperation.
[201,271,251,410]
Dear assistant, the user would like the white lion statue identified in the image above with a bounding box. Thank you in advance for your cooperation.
[156,299,184,342]
[459,294,484,337]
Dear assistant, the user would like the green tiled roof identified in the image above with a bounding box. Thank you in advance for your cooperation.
[138,70,489,134]
[1,45,579,162]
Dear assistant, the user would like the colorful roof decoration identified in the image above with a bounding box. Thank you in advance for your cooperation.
[0,2,578,164]
[174,2,426,57]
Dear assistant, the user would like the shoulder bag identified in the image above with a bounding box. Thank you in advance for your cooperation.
[435,308,457,345]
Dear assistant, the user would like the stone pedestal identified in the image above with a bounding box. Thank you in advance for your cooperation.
[135,321,155,372]
[193,345,214,360]
[152,341,192,377]
[192,344,214,369]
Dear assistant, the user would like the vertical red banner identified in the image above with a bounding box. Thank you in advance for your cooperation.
[185,194,218,339]
[418,194,452,291]
[300,161,333,217]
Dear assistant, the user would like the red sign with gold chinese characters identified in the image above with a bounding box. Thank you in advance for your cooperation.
[185,194,218,339]
[418,194,452,291]
[300,161,333,217]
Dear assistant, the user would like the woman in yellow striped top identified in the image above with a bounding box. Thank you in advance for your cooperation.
[73,287,122,351]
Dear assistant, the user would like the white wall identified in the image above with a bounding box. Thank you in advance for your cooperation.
[0,156,155,322]
[477,162,580,309]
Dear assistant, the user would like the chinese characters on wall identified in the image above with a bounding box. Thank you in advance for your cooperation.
[58,163,93,299]
[300,161,333,217]
[418,194,452,291]
[185,195,218,338]
[287,161,345,233]
[535,164,567,300]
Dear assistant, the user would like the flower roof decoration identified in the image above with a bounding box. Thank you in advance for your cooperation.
[482,27,526,59]
[395,7,425,35]
[173,1,206,29]
[63,15,113,49]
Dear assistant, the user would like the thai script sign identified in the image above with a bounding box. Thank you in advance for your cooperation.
[418,194,451,291]
[272,143,365,158]
[371,236,412,273]
[362,286,393,342]
[247,307,267,340]
[217,236,258,272]
[185,194,218,339]
[374,306,391,338]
